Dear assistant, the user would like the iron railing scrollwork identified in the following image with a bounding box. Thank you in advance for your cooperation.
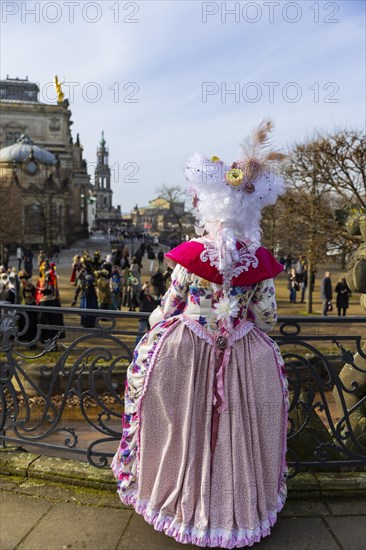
[0,303,365,477]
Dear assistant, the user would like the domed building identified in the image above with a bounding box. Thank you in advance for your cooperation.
[0,76,91,250]
[0,134,70,248]
[0,134,56,165]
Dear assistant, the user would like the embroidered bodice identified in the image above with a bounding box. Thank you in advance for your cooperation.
[150,263,278,335]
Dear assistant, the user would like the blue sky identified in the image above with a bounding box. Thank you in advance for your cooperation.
[1,0,365,212]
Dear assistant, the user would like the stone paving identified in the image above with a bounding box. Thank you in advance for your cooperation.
[0,472,365,550]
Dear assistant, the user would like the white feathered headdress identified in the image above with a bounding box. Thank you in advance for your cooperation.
[185,118,287,245]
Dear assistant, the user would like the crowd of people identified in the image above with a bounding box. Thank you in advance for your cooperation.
[0,244,355,326]
[0,246,64,348]
[0,250,60,306]
[70,244,173,333]
[0,241,174,343]
[283,254,352,316]
[0,245,36,278]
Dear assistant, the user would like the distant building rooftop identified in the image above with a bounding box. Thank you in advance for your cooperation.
[0,76,39,102]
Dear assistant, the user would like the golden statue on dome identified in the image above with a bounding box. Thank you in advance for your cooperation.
[54,75,65,103]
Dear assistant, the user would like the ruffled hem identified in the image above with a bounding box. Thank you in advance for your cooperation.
[118,481,287,548]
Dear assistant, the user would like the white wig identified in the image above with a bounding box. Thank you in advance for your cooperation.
[185,119,286,244]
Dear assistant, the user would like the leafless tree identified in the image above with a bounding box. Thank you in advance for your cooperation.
[155,185,187,243]
[0,186,24,263]
[24,175,67,252]
[280,142,339,312]
[261,129,365,312]
[313,130,366,209]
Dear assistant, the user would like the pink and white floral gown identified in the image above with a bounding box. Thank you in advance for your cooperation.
[112,243,289,549]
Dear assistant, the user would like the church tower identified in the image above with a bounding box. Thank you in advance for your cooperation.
[95,130,112,212]
[94,130,121,228]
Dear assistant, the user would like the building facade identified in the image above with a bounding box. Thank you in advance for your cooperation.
[130,197,194,242]
[0,76,90,247]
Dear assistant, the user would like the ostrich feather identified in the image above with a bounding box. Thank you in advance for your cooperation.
[252,118,274,146]
[238,119,287,181]
[266,152,288,162]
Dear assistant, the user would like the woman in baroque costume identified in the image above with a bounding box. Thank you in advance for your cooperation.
[112,119,289,548]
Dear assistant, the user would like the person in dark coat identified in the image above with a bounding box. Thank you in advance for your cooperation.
[110,266,123,310]
[17,245,24,271]
[23,248,34,278]
[335,277,351,316]
[321,271,333,316]
[73,271,98,328]
[18,271,38,346]
[1,247,9,270]
[39,287,65,347]
[135,282,158,345]
[284,253,292,272]
[157,249,165,270]
[147,248,156,273]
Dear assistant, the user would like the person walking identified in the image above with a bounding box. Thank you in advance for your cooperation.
[147,248,156,273]
[111,120,288,548]
[121,248,130,300]
[110,266,123,310]
[284,253,292,272]
[321,271,333,316]
[300,264,308,303]
[335,277,351,316]
[9,269,21,304]
[157,249,165,270]
[23,248,34,278]
[1,247,9,270]
[288,267,298,303]
[72,267,99,328]
[16,245,24,271]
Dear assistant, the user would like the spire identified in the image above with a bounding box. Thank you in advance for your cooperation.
[96,130,108,165]
[100,129,106,147]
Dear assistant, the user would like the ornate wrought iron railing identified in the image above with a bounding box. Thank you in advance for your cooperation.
[0,302,365,478]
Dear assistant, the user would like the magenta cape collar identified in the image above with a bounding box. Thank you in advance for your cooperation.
[165,241,284,286]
